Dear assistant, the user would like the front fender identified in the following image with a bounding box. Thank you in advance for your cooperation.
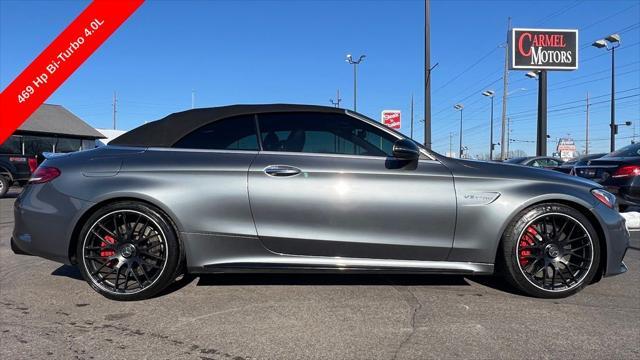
[448,179,600,264]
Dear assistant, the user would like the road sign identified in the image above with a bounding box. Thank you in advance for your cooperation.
[381,110,401,130]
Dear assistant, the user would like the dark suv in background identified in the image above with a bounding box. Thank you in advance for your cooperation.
[574,143,640,211]
[0,154,37,197]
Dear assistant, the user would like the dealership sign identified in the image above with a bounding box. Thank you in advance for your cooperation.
[381,110,401,130]
[511,28,578,70]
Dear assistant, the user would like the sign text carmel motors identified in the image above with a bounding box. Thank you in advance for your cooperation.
[510,28,578,70]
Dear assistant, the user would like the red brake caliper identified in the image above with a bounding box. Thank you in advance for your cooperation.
[100,235,116,258]
[519,226,537,267]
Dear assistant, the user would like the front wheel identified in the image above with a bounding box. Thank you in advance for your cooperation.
[77,201,181,301]
[500,203,600,298]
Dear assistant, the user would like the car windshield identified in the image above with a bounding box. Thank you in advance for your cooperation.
[604,144,640,158]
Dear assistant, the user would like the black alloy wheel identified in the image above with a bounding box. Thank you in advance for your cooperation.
[501,203,600,298]
[77,201,181,301]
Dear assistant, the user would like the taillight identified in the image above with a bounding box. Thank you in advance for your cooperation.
[27,158,38,173]
[28,166,61,184]
[612,165,640,178]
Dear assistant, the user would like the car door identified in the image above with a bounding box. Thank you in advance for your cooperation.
[248,111,456,261]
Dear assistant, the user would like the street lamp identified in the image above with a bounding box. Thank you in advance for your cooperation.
[454,103,464,158]
[346,54,366,112]
[592,33,621,152]
[482,90,495,160]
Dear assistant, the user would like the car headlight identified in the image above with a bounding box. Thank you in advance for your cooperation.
[591,188,616,209]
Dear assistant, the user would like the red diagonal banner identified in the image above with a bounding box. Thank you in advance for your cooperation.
[0,0,144,143]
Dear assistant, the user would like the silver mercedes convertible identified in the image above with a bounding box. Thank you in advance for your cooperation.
[12,104,629,300]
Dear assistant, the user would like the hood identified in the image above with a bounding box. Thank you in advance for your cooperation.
[441,157,601,189]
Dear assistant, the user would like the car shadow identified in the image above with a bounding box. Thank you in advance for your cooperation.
[51,265,84,280]
[196,273,471,286]
[52,265,522,297]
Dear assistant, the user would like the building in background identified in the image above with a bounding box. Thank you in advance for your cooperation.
[95,129,127,147]
[0,104,104,161]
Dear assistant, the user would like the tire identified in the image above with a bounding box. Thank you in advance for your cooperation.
[500,203,600,298]
[77,201,182,301]
[0,176,9,198]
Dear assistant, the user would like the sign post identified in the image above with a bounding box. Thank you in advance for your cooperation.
[381,110,401,130]
[510,28,578,156]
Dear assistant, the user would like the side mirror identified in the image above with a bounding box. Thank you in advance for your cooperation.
[392,139,420,160]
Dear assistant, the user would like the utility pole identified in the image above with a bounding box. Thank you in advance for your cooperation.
[330,89,342,108]
[585,92,590,155]
[410,93,415,139]
[191,89,195,109]
[424,0,432,149]
[449,132,453,158]
[500,17,511,160]
[112,91,117,130]
[507,117,511,158]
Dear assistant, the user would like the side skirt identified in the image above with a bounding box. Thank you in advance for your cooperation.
[189,256,494,275]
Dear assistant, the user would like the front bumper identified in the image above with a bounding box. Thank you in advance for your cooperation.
[12,183,95,265]
[593,202,630,277]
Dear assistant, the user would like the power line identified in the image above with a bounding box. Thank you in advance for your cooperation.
[432,45,502,94]
[579,3,640,31]
[508,89,640,117]
[534,0,583,26]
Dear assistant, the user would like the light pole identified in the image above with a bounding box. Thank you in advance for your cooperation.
[526,71,548,156]
[592,34,621,152]
[454,104,464,158]
[346,54,366,112]
[482,90,495,160]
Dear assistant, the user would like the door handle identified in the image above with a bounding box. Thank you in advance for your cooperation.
[264,165,302,177]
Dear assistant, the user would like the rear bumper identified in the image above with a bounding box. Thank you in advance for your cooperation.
[12,183,95,265]
[605,184,640,209]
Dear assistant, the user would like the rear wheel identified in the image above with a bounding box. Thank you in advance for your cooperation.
[77,201,181,301]
[0,176,9,198]
[501,203,600,298]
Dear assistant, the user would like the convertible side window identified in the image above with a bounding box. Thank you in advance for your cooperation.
[173,115,259,151]
[257,112,395,157]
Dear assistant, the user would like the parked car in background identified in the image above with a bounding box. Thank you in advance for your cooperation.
[0,154,37,197]
[505,156,564,170]
[574,143,640,211]
[555,153,607,174]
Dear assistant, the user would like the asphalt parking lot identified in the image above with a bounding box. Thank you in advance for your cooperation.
[1,188,639,360]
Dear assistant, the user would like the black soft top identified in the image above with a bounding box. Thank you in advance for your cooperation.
[110,104,347,148]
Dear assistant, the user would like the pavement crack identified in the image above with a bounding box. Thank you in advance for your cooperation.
[389,284,422,360]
